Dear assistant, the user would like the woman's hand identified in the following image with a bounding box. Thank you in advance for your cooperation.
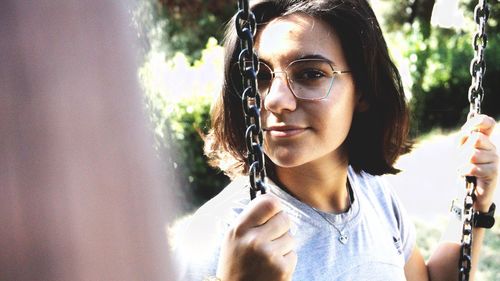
[216,194,297,281]
[459,114,498,212]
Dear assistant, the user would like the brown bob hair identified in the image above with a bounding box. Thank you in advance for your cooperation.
[205,0,411,178]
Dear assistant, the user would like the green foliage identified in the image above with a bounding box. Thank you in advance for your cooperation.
[381,0,435,37]
[407,30,500,136]
[155,0,236,60]
[415,217,500,280]
[413,218,441,260]
[479,220,500,280]
[139,39,229,211]
[131,0,235,60]
[131,0,168,56]
[381,0,500,136]
[462,0,500,34]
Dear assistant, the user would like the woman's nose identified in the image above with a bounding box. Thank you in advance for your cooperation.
[262,74,297,114]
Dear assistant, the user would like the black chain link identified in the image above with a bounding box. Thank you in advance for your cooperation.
[235,0,267,200]
[460,1,489,280]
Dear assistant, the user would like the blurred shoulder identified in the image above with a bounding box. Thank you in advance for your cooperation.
[170,177,251,279]
[173,176,251,242]
[196,176,251,217]
[350,167,398,201]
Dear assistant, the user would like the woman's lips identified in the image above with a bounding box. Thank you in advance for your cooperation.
[264,126,307,137]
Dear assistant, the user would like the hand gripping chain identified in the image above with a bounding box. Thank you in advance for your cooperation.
[235,0,267,200]
[459,1,489,280]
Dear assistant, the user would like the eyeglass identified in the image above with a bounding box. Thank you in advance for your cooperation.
[231,58,351,101]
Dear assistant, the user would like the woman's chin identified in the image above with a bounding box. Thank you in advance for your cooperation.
[267,154,306,169]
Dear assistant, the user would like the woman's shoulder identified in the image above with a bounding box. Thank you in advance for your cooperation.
[350,167,397,199]
[174,178,252,237]
[349,167,407,219]
[174,176,251,237]
[170,177,252,279]
[196,176,251,220]
[350,167,416,262]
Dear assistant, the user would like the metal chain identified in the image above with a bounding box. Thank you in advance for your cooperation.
[459,1,489,280]
[235,0,267,200]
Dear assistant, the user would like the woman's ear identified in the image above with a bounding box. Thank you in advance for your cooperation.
[355,93,370,112]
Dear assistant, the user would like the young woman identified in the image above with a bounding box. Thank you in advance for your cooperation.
[174,1,498,280]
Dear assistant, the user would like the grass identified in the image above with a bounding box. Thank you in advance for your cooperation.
[414,216,500,281]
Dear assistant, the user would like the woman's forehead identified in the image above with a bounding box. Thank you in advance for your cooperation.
[255,13,345,67]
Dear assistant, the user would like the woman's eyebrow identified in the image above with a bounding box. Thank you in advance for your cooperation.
[296,54,335,65]
[257,54,336,67]
[257,57,271,66]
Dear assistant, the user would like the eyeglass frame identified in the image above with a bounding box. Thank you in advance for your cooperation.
[231,58,351,101]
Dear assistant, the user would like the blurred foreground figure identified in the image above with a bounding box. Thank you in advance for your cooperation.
[0,1,176,280]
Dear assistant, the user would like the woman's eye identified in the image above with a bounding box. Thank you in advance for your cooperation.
[257,71,273,81]
[295,69,325,80]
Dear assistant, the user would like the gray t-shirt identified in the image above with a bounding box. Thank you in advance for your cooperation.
[173,166,416,280]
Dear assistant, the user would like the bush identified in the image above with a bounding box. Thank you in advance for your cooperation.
[152,0,235,61]
[139,38,229,211]
[414,217,500,280]
[385,12,500,137]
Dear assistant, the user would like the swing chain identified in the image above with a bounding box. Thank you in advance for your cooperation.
[467,0,489,118]
[460,1,489,281]
[459,177,476,281]
[235,0,267,200]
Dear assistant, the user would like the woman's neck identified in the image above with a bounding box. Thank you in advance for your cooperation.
[274,154,350,213]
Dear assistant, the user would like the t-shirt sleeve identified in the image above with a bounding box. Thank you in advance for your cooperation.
[170,178,250,281]
[170,213,222,281]
[381,177,417,263]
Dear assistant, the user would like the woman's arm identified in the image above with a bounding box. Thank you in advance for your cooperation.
[405,227,487,281]
[426,228,486,281]
[404,247,429,281]
[405,115,498,281]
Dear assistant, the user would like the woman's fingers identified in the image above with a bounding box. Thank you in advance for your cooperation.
[243,232,295,266]
[461,145,497,166]
[470,148,497,165]
[459,130,498,175]
[283,249,298,267]
[235,194,283,236]
[255,210,291,241]
[459,162,498,179]
[461,131,496,151]
[267,233,297,280]
[270,232,296,257]
[457,114,499,212]
[459,124,497,174]
[459,114,496,145]
[218,194,297,281]
[280,245,298,279]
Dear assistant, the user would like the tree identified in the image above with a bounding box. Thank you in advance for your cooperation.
[380,0,500,135]
[156,0,236,60]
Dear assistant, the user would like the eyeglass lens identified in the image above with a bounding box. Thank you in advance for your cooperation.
[257,59,335,100]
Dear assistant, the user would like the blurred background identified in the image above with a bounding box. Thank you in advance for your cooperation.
[131,0,500,279]
[1,1,176,280]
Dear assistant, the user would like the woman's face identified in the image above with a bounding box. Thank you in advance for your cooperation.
[255,13,359,169]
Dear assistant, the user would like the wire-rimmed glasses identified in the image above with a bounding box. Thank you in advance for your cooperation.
[231,58,351,101]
